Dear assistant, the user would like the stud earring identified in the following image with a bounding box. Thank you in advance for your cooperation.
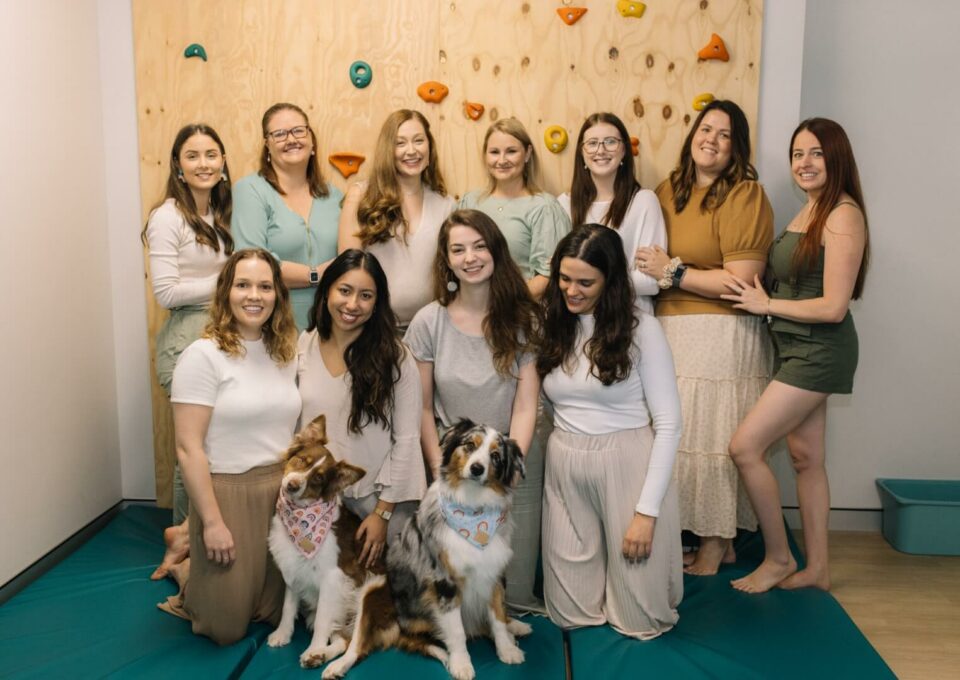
[220,170,229,182]
[446,280,459,292]
[177,170,185,182]
[584,163,588,170]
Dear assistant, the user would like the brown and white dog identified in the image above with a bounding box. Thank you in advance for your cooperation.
[319,419,531,680]
[266,414,381,669]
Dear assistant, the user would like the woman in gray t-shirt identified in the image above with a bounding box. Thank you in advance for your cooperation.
[405,208,543,613]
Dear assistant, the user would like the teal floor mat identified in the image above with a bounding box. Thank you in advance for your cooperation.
[568,530,895,679]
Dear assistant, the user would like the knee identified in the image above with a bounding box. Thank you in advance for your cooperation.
[788,441,822,474]
[728,432,757,468]
[195,617,249,646]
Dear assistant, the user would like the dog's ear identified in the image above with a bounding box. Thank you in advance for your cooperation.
[298,414,328,446]
[440,419,476,468]
[502,437,526,486]
[330,460,366,493]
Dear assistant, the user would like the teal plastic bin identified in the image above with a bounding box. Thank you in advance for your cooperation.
[875,479,960,555]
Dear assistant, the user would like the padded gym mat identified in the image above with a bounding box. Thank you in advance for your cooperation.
[567,530,895,679]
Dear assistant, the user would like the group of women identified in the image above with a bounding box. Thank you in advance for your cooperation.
[143,99,869,644]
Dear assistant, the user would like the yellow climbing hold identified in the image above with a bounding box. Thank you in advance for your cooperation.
[617,1,646,18]
[693,93,716,111]
[544,126,569,154]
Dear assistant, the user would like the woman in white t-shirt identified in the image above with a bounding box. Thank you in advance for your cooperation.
[537,225,683,640]
[158,248,301,646]
[337,109,455,327]
[297,249,426,567]
[557,112,666,314]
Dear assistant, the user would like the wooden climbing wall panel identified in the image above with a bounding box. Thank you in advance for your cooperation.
[133,0,763,505]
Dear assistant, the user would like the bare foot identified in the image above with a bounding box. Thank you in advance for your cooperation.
[151,522,190,580]
[730,556,797,594]
[683,550,696,566]
[778,566,830,591]
[683,537,733,576]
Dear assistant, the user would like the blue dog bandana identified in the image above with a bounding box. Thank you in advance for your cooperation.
[439,496,507,549]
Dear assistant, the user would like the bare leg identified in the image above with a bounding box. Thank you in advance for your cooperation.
[151,519,190,580]
[779,401,831,591]
[683,536,735,575]
[729,382,827,593]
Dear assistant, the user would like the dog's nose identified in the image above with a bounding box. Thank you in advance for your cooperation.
[286,480,301,493]
[469,462,485,477]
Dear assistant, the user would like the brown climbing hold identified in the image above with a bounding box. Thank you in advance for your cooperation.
[630,136,640,157]
[557,7,587,25]
[464,102,485,121]
[417,81,450,104]
[328,153,365,179]
[698,33,730,62]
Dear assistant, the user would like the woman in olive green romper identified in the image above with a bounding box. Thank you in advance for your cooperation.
[720,118,870,594]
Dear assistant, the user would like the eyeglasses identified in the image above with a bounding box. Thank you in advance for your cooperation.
[266,125,310,142]
[582,137,623,154]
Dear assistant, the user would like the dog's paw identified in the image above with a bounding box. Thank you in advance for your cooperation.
[300,646,328,669]
[497,643,525,665]
[447,652,475,680]
[506,618,533,638]
[321,657,350,680]
[267,627,293,648]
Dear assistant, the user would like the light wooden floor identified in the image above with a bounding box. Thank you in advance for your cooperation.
[811,531,960,679]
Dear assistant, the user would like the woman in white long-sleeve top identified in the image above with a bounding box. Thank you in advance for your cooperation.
[558,112,666,314]
[538,225,683,640]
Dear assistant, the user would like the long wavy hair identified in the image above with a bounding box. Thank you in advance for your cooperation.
[204,248,297,364]
[433,209,540,378]
[357,110,447,247]
[790,118,870,299]
[569,112,640,229]
[308,250,403,435]
[537,224,636,385]
[482,117,543,196]
[258,102,330,198]
[668,99,757,214]
[142,124,233,253]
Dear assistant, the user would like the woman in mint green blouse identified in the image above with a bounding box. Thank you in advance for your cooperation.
[459,117,571,301]
[233,102,342,329]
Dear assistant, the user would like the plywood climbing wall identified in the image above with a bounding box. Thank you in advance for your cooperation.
[133,0,764,505]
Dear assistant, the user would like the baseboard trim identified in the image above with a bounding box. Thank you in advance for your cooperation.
[783,507,882,532]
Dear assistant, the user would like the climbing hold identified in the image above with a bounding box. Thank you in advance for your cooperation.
[328,153,366,179]
[417,81,450,104]
[616,1,646,18]
[698,33,730,61]
[630,136,640,157]
[184,43,207,61]
[557,7,588,25]
[349,61,372,88]
[693,93,716,111]
[543,126,568,154]
[464,102,485,121]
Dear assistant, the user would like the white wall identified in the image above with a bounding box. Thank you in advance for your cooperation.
[0,0,123,585]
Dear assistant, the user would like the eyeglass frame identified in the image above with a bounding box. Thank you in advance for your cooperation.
[266,125,311,143]
[581,136,623,153]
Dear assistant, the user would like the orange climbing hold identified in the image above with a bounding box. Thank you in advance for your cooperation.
[630,136,640,157]
[328,153,365,179]
[464,102,485,121]
[557,7,588,25]
[417,81,450,104]
[698,33,730,62]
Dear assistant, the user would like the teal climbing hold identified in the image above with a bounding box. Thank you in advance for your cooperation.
[349,61,372,89]
[184,43,207,61]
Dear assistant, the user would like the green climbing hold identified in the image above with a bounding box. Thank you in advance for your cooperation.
[349,61,372,89]
[184,44,207,61]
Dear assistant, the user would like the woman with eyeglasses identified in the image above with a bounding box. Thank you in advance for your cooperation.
[559,113,667,314]
[233,103,343,329]
[337,109,454,327]
[637,100,775,576]
[458,117,571,301]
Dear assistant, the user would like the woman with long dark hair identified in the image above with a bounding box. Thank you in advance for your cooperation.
[233,103,342,329]
[538,224,682,639]
[724,118,869,593]
[638,100,775,575]
[337,109,454,327]
[404,208,543,612]
[559,112,666,313]
[298,250,425,563]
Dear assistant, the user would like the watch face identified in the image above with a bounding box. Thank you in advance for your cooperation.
[309,269,319,284]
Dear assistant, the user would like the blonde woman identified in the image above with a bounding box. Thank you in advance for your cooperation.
[338,109,454,326]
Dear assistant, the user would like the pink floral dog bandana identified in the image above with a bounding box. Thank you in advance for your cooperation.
[276,492,340,558]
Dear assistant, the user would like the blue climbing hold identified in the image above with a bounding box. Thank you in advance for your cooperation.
[184,43,207,61]
[349,61,372,89]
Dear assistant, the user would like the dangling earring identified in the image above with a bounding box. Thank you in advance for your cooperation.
[584,163,588,170]
[266,152,271,163]
[619,160,624,166]
[446,279,459,293]
[177,170,185,182]
[220,170,229,182]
